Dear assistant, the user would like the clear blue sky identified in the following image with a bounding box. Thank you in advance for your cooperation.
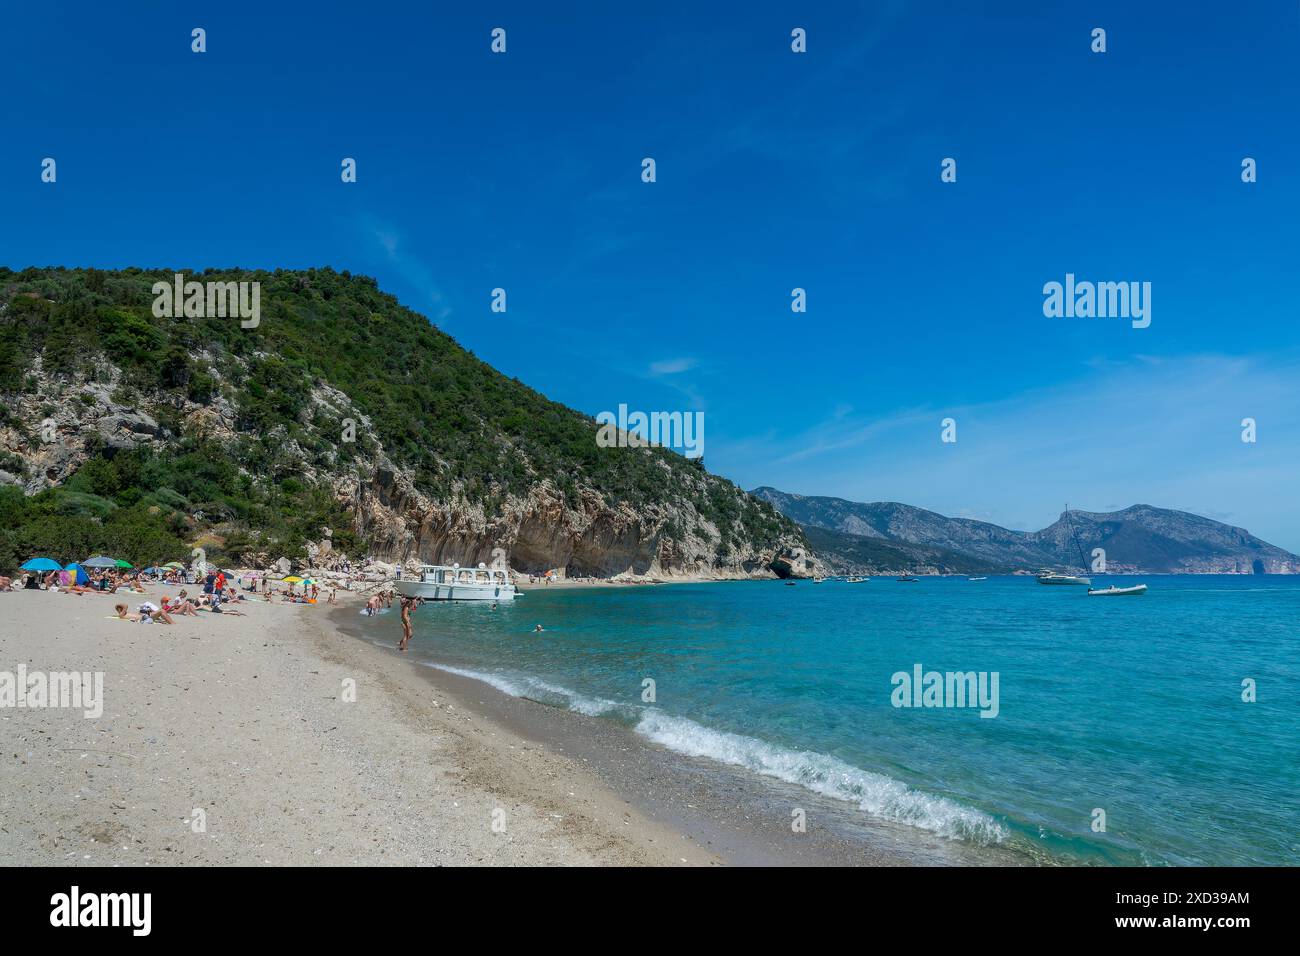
[3,2,1298,548]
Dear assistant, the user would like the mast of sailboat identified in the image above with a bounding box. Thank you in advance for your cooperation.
[1064,504,1089,573]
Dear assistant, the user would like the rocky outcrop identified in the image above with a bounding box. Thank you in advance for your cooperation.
[347,455,796,579]
[0,363,174,492]
[768,547,821,579]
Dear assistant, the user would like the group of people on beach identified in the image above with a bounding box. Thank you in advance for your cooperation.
[2,568,147,593]
[360,589,423,652]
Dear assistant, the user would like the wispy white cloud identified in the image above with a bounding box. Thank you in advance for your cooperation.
[360,216,450,322]
[649,357,698,376]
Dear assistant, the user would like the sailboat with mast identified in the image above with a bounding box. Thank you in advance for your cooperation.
[1037,506,1092,585]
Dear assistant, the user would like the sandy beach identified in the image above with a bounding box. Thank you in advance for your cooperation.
[0,587,719,866]
[1,583,1020,867]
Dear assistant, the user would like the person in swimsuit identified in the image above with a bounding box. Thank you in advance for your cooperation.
[397,596,417,651]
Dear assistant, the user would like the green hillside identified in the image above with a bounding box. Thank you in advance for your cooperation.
[0,266,799,573]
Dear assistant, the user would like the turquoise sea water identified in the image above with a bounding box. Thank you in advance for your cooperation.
[373,576,1299,865]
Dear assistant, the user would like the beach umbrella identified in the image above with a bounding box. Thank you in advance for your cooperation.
[114,559,134,569]
[82,556,119,568]
[282,575,303,583]
[63,562,90,586]
[20,557,63,572]
[163,561,185,569]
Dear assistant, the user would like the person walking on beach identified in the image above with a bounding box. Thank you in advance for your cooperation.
[398,596,417,651]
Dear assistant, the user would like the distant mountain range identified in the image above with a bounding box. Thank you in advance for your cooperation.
[752,487,1300,575]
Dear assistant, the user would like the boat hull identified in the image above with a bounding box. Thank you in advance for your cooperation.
[1038,575,1091,585]
[392,580,517,602]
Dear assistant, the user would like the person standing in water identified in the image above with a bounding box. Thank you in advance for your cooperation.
[398,596,417,651]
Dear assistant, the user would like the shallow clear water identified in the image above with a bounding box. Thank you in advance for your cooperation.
[370,576,1300,865]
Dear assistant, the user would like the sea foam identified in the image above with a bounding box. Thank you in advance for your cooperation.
[425,662,619,717]
[421,656,1005,845]
[634,710,1008,845]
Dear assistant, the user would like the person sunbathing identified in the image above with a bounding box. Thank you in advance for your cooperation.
[163,593,199,616]
[207,595,246,615]
[137,601,174,624]
[113,603,142,621]
[0,576,11,591]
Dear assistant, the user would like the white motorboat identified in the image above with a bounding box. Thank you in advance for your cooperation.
[845,576,869,583]
[393,563,517,602]
[968,576,987,581]
[1087,584,1147,596]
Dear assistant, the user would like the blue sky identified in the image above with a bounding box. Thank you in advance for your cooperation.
[2,2,1298,547]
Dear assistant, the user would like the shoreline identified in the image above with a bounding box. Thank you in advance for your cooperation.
[331,602,1024,867]
[1,583,1025,866]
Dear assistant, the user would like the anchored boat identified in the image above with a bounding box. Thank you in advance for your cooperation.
[1037,569,1092,585]
[1037,506,1092,585]
[393,563,517,602]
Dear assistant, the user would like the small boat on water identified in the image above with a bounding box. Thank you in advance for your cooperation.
[1087,584,1147,596]
[968,576,987,581]
[845,576,869,583]
[784,580,797,586]
[896,576,919,582]
[1037,571,1092,585]
[393,563,517,602]
[813,576,826,583]
[1037,507,1093,585]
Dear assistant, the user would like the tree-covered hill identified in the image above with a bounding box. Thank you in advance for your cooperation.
[0,266,802,575]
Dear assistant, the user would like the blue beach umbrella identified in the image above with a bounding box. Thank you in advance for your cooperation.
[20,557,63,572]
